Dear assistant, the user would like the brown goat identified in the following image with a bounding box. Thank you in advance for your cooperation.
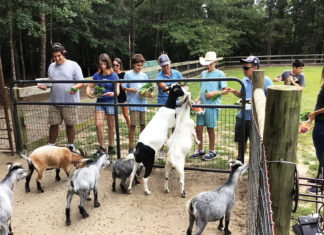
[21,146,86,193]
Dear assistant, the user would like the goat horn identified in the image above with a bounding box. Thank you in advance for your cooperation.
[78,148,85,156]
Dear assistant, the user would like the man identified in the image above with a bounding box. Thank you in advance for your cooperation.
[273,59,305,90]
[156,54,183,159]
[227,56,273,161]
[38,42,84,152]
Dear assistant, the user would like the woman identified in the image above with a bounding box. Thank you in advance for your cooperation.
[113,58,131,129]
[86,53,119,155]
[307,66,324,193]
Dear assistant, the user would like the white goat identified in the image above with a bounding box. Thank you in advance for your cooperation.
[21,146,87,193]
[127,84,184,195]
[65,154,110,225]
[186,160,248,235]
[0,163,27,235]
[165,92,200,198]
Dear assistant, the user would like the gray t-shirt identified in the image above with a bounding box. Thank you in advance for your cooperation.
[281,70,305,87]
[48,60,84,103]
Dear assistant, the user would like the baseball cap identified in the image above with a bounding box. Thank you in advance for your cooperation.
[158,54,171,67]
[240,56,260,68]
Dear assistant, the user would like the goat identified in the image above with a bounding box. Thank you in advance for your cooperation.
[0,163,27,235]
[127,83,185,195]
[186,160,248,235]
[165,92,200,198]
[21,145,87,193]
[65,153,110,225]
[112,158,143,193]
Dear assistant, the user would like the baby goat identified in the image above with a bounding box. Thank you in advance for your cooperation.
[65,153,110,226]
[165,92,200,198]
[21,145,86,193]
[0,163,27,235]
[112,158,143,193]
[186,160,248,235]
[127,84,184,195]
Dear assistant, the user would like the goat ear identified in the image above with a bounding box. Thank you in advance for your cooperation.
[6,162,13,170]
[78,148,85,157]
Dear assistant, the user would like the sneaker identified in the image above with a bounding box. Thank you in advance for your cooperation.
[95,146,107,155]
[202,151,217,161]
[108,146,116,155]
[128,147,134,154]
[307,187,319,194]
[158,151,164,160]
[189,150,206,159]
[68,145,77,153]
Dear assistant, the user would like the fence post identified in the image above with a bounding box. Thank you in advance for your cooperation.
[263,85,302,235]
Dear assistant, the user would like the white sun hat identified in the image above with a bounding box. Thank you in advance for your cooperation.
[199,51,217,66]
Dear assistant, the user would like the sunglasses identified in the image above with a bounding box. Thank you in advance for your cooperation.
[113,64,120,67]
[243,66,254,71]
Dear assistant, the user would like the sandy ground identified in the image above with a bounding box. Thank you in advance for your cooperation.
[0,152,247,235]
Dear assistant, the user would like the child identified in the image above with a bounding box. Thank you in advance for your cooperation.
[189,51,228,161]
[86,53,119,155]
[122,54,152,153]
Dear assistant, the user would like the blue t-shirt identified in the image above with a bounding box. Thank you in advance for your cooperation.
[238,76,273,120]
[122,70,148,112]
[199,70,227,105]
[156,69,183,104]
[93,72,119,102]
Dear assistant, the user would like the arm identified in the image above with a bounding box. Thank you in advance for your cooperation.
[205,88,229,99]
[309,108,324,122]
[287,76,305,90]
[158,82,169,94]
[226,87,242,98]
[273,76,282,82]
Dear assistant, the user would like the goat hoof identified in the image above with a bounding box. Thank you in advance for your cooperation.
[55,176,61,181]
[127,189,132,194]
[94,202,100,208]
[66,219,71,226]
[224,229,231,235]
[112,188,116,192]
[25,187,30,193]
[164,189,169,193]
[218,225,224,230]
[181,193,186,198]
[38,189,44,193]
[145,190,151,195]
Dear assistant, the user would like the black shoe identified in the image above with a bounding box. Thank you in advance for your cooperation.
[202,151,217,161]
[95,146,107,155]
[189,150,205,159]
[68,146,78,153]
[108,146,116,155]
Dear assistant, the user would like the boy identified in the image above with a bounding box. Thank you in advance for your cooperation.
[189,51,228,161]
[122,54,152,153]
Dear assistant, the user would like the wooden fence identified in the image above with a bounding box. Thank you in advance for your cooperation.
[224,54,324,67]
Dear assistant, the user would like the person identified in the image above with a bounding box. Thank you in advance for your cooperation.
[273,59,305,90]
[37,42,84,153]
[156,54,183,159]
[113,58,131,129]
[86,53,119,155]
[189,51,228,161]
[307,66,324,193]
[226,56,273,161]
[122,54,152,154]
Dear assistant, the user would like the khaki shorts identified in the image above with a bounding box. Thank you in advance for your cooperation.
[48,106,78,126]
[130,111,146,126]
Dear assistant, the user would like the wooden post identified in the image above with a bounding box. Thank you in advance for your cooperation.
[252,70,266,136]
[263,85,302,235]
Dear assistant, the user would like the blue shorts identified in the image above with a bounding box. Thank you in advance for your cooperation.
[197,108,220,128]
[95,103,115,115]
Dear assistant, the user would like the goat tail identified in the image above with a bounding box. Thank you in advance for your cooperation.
[123,153,135,161]
[20,151,32,166]
[186,198,195,215]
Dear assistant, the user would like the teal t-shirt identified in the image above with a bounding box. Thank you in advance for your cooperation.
[199,70,227,105]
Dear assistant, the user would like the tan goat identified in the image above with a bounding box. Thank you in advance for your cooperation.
[21,145,87,193]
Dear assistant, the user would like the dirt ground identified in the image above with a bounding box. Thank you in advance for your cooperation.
[0,152,248,235]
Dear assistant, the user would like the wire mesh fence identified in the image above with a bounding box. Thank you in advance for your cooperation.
[247,109,275,234]
[10,78,245,171]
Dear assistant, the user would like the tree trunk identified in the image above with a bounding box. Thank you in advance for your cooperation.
[267,0,274,56]
[9,11,16,81]
[39,13,46,78]
[19,33,26,80]
[130,0,135,55]
[14,44,21,80]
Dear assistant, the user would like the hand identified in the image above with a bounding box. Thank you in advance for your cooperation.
[130,88,137,93]
[309,112,316,122]
[37,84,47,90]
[103,92,114,97]
[225,87,235,93]
[205,92,213,99]
[86,91,94,99]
